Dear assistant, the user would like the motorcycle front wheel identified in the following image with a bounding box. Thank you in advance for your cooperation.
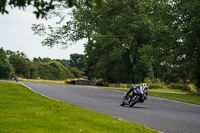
[120,98,126,106]
[129,96,139,107]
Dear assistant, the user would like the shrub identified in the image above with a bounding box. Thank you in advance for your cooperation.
[188,84,197,94]
[120,84,127,88]
[144,77,152,84]
[70,68,82,78]
[65,68,75,79]
[155,78,161,83]
[167,83,188,91]
[149,84,164,89]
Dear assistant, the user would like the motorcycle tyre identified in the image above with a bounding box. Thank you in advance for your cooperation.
[120,100,125,106]
[129,96,139,107]
[144,95,147,100]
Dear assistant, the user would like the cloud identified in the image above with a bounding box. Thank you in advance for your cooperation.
[0,6,84,60]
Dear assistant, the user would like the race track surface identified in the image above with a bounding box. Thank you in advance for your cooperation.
[24,83,200,133]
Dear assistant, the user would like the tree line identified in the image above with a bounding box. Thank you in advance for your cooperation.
[1,0,199,89]
[0,47,85,80]
[31,0,200,89]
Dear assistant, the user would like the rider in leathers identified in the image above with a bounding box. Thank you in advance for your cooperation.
[124,83,148,102]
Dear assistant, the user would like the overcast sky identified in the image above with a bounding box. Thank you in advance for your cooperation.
[0,7,84,60]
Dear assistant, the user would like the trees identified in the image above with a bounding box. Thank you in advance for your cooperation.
[0,48,39,79]
[0,47,85,80]
[32,0,152,83]
[0,0,104,18]
[141,0,200,88]
[70,53,85,70]
[7,50,34,78]
[70,67,82,78]
[38,61,74,80]
[55,59,70,68]
[31,0,200,87]
[0,47,14,79]
[32,56,84,79]
[0,0,76,18]
[176,0,200,88]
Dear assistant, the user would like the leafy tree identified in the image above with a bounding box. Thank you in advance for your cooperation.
[33,57,43,63]
[34,57,70,68]
[43,57,52,62]
[70,67,82,78]
[70,53,85,70]
[0,0,76,18]
[0,0,105,18]
[32,0,200,88]
[72,0,152,83]
[138,45,155,82]
[29,63,38,79]
[55,59,70,68]
[38,60,74,80]
[6,50,33,78]
[176,0,200,89]
[0,47,14,79]
[32,0,153,83]
[142,0,200,88]
[33,57,51,63]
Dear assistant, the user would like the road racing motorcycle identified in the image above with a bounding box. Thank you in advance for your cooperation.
[14,75,18,82]
[120,86,146,107]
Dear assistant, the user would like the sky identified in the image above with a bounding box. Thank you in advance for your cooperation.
[0,7,85,60]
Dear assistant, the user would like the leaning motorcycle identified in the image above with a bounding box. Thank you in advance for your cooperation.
[14,75,18,82]
[120,87,145,107]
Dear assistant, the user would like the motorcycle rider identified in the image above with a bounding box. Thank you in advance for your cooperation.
[125,85,137,97]
[124,83,148,102]
[14,75,18,82]
[124,84,137,103]
[141,83,148,100]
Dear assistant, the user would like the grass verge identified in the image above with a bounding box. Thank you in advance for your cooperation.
[149,88,200,105]
[0,82,156,133]
[19,78,65,85]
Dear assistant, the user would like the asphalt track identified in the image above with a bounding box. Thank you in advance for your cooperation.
[24,83,200,133]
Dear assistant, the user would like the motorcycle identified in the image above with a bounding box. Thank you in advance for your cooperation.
[14,75,18,82]
[120,86,145,107]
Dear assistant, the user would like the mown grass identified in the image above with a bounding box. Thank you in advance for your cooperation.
[99,86,129,92]
[149,88,200,105]
[19,78,65,85]
[0,79,66,85]
[0,82,156,133]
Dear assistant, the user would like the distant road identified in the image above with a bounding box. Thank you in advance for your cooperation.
[24,83,200,133]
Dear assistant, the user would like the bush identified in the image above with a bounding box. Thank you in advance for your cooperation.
[149,84,164,89]
[155,78,161,83]
[70,68,82,78]
[144,77,152,84]
[0,48,15,79]
[188,84,197,94]
[0,59,14,79]
[167,83,188,91]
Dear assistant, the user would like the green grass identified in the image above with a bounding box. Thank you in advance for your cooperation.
[99,86,129,92]
[0,83,156,133]
[0,79,68,86]
[149,88,200,105]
